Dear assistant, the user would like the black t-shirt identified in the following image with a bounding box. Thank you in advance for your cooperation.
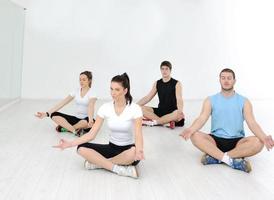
[156,78,178,112]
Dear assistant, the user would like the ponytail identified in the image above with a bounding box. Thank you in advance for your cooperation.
[111,73,133,104]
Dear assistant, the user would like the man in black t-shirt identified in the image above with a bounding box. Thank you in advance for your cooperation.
[137,61,185,128]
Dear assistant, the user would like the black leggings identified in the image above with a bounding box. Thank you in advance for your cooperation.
[51,112,91,131]
[51,112,89,125]
[77,142,140,166]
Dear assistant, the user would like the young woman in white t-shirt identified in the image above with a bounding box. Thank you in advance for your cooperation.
[35,71,97,136]
[53,73,144,178]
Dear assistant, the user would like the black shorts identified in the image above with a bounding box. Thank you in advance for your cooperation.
[50,112,89,125]
[152,107,185,127]
[77,142,140,166]
[210,134,243,152]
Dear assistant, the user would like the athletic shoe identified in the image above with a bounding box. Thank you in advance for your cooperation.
[230,158,252,173]
[142,119,155,127]
[201,154,222,165]
[84,160,102,170]
[75,129,84,137]
[169,121,175,129]
[56,125,62,132]
[61,127,68,132]
[115,165,138,179]
[163,121,176,129]
[55,125,68,132]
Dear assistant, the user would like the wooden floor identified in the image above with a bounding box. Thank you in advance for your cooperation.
[0,99,274,200]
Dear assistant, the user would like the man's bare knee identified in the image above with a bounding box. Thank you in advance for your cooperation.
[190,132,201,145]
[252,137,264,152]
[142,106,151,112]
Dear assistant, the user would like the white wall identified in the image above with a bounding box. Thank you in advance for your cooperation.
[13,0,274,100]
[0,0,25,99]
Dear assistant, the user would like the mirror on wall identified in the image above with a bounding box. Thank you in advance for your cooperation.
[0,0,25,108]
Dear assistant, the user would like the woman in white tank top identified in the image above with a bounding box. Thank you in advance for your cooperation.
[35,71,97,136]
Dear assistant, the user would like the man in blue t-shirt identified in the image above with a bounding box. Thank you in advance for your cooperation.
[180,68,274,173]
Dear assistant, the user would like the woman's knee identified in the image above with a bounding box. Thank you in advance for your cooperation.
[124,147,136,160]
[79,120,88,127]
[50,112,59,118]
[77,146,88,155]
[51,112,64,121]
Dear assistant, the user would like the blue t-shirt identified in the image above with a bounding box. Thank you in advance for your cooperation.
[210,92,246,139]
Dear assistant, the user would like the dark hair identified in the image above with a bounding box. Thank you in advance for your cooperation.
[219,68,235,79]
[80,71,93,87]
[111,73,133,105]
[160,61,172,70]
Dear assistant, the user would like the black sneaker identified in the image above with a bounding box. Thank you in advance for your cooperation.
[75,129,84,137]
[55,125,62,132]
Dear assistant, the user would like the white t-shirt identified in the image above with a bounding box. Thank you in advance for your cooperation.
[97,101,143,146]
[70,88,97,119]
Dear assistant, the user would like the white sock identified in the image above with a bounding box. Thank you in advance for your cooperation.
[152,120,158,125]
[112,164,121,174]
[221,152,232,166]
